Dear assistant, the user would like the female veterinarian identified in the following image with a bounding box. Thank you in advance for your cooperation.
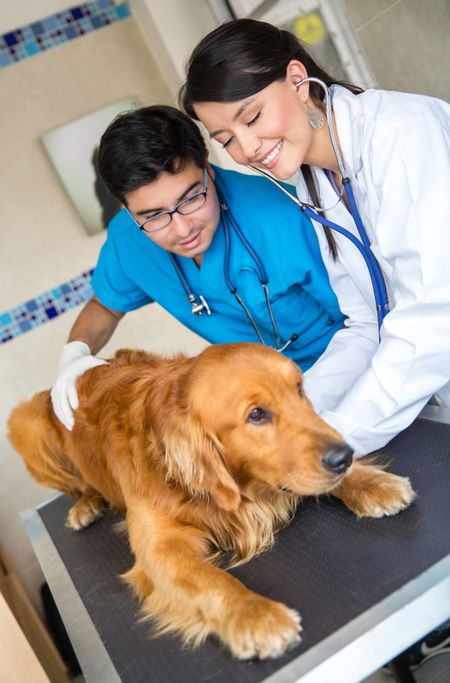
[180,18,450,457]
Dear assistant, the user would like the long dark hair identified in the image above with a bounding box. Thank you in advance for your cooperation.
[180,19,363,259]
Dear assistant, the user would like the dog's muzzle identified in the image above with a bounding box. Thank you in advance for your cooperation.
[322,444,354,474]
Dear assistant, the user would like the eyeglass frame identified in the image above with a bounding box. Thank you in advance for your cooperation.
[128,167,209,234]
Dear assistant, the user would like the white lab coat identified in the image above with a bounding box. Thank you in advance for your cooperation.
[300,85,450,455]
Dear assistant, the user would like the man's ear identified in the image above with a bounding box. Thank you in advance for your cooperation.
[163,416,241,511]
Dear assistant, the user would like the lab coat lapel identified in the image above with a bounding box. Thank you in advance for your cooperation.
[332,87,395,294]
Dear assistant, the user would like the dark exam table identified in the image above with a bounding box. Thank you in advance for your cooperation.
[23,407,450,683]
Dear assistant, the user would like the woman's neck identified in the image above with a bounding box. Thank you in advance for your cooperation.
[305,110,342,175]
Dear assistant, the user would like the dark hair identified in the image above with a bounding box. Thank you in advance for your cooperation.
[97,105,207,204]
[180,19,363,259]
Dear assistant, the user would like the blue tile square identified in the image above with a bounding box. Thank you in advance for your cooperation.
[26,299,38,312]
[60,284,71,294]
[64,26,77,39]
[25,41,40,56]
[45,306,58,319]
[42,16,58,31]
[4,32,18,46]
[0,312,12,325]
[91,16,104,29]
[19,320,32,332]
[98,0,113,8]
[116,4,130,19]
[31,21,45,35]
[71,8,83,20]
[0,51,14,67]
[21,27,34,40]
[14,45,27,59]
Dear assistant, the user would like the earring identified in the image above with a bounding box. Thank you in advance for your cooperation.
[306,102,324,129]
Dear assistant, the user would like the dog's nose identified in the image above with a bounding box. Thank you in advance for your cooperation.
[322,444,354,474]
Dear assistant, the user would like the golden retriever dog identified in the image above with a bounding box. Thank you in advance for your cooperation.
[8,343,414,660]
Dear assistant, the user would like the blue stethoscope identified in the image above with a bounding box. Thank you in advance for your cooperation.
[171,77,389,347]
[169,181,299,352]
[246,78,390,335]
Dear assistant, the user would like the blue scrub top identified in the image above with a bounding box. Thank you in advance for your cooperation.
[92,166,344,371]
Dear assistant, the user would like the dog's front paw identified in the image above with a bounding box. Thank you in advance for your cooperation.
[333,464,415,518]
[66,491,106,530]
[225,595,302,660]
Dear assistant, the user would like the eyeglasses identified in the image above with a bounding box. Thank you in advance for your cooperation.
[132,168,208,233]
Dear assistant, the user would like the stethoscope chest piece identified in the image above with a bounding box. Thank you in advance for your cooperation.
[168,182,298,350]
[189,293,211,315]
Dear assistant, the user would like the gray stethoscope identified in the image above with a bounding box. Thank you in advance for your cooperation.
[246,77,390,335]
[169,187,299,352]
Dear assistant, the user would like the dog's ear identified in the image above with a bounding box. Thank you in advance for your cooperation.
[163,418,241,512]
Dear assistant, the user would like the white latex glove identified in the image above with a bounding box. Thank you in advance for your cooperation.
[51,341,107,431]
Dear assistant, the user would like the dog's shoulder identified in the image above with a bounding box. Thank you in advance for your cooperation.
[109,348,190,369]
[110,348,163,367]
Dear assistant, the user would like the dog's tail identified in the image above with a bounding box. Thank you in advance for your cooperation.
[7,391,83,495]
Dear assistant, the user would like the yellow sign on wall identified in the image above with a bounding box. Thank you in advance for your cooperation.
[294,12,326,46]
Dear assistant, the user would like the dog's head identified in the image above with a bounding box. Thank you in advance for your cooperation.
[163,343,353,511]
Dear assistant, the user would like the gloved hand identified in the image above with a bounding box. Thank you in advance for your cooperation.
[51,341,108,430]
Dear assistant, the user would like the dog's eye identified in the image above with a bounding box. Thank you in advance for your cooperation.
[247,407,271,424]
[297,382,304,397]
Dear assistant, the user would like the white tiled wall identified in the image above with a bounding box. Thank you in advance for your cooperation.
[0,13,207,613]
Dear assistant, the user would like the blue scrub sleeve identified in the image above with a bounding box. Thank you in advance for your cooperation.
[91,239,153,313]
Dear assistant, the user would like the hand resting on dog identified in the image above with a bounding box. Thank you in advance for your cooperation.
[8,343,415,660]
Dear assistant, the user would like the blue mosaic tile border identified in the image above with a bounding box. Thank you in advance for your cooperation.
[0,270,94,344]
[0,1,130,68]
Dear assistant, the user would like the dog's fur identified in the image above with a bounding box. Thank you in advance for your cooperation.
[8,343,414,659]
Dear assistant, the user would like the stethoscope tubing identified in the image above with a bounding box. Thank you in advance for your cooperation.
[170,172,296,351]
[248,163,389,333]
[245,78,390,336]
[301,205,387,330]
[219,186,283,348]
[324,169,389,317]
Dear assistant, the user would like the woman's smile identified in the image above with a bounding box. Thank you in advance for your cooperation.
[259,140,283,168]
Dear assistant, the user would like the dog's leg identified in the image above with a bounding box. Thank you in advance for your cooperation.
[66,489,107,530]
[122,563,154,601]
[126,499,301,660]
[331,461,415,518]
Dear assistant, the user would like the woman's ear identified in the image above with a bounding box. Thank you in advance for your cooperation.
[163,416,241,511]
[286,59,309,99]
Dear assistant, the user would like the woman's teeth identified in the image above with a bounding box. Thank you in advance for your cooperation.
[262,140,282,166]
